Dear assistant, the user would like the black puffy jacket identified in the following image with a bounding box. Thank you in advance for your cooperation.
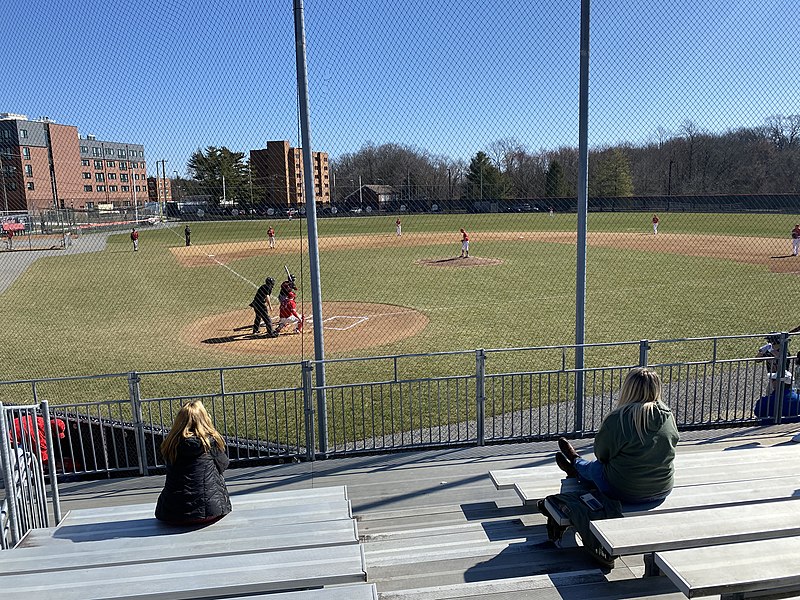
[155,436,232,524]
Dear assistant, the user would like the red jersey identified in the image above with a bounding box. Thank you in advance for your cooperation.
[131,230,139,241]
[396,219,401,226]
[652,216,659,224]
[461,231,469,241]
[268,227,275,237]
[792,226,800,239]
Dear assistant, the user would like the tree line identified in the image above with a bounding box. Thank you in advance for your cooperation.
[180,115,800,208]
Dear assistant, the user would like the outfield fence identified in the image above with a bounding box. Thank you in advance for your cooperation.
[0,331,797,480]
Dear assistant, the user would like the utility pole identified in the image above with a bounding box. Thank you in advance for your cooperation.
[358,175,363,211]
[155,160,162,219]
[0,154,8,214]
[160,159,168,220]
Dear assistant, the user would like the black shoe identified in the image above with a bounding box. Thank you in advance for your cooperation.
[558,437,579,462]
[555,452,577,478]
[268,332,279,338]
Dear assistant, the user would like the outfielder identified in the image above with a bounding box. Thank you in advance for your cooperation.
[791,223,800,256]
[268,225,275,249]
[460,228,469,258]
[652,214,659,235]
[395,218,402,236]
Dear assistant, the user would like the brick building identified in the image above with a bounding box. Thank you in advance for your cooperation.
[250,140,330,208]
[0,113,146,212]
[146,176,173,205]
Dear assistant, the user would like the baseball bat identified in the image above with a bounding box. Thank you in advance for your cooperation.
[284,265,291,280]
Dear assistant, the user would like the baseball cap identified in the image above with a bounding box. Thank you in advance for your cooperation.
[769,371,793,383]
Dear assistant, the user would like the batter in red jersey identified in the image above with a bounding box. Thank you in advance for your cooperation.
[460,228,469,258]
[275,290,303,334]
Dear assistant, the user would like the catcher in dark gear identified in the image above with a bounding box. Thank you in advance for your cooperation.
[249,277,278,337]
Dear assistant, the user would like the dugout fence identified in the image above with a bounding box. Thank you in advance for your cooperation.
[0,331,797,481]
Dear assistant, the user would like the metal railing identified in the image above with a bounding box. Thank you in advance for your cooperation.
[0,401,62,548]
[0,332,796,480]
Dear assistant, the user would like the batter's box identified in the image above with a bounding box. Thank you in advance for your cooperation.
[323,315,369,331]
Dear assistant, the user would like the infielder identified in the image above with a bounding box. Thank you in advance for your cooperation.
[268,225,275,249]
[395,218,402,236]
[792,223,800,256]
[652,214,659,235]
[249,277,278,337]
[460,228,469,258]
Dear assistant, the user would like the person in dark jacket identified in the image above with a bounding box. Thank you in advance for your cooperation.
[249,276,278,337]
[155,399,232,525]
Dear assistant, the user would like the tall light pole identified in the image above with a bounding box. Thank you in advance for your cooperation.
[155,160,162,219]
[358,174,363,211]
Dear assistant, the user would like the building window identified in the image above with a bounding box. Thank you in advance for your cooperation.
[135,185,141,192]
[139,151,144,157]
[20,129,28,138]
[108,173,116,180]
[83,172,91,179]
[92,147,101,157]
[132,161,139,169]
[105,148,113,156]
[120,174,129,182]
[109,185,118,192]
[94,160,103,169]
[84,185,93,192]
[26,181,34,190]
[119,161,127,170]
[123,200,131,207]
[80,145,89,154]
[117,149,125,158]
[96,185,105,192]
[81,159,90,166]
[22,147,30,160]
[24,165,33,177]
[95,173,105,182]
[134,174,140,180]
[121,185,129,192]
[106,160,115,168]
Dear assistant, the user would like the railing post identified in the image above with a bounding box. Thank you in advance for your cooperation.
[476,348,486,446]
[639,339,650,367]
[127,372,148,476]
[775,332,791,423]
[0,402,21,547]
[313,362,328,457]
[39,400,61,524]
[301,361,316,461]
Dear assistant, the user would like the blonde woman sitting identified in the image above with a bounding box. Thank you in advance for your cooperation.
[557,367,679,504]
[155,400,232,524]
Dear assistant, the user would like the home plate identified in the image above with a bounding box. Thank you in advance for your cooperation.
[323,315,369,331]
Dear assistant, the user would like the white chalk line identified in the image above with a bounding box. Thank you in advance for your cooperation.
[171,226,260,288]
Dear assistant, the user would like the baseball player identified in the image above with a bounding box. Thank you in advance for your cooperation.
[249,277,278,337]
[460,228,469,258]
[275,290,303,334]
[268,225,275,249]
[652,214,659,235]
[395,218,402,237]
[791,224,800,256]
[130,228,139,251]
[278,273,297,303]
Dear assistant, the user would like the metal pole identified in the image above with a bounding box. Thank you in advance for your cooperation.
[574,0,591,433]
[127,372,148,475]
[39,401,62,523]
[161,160,168,219]
[302,361,315,461]
[155,160,161,220]
[294,0,328,455]
[0,154,8,214]
[476,349,486,445]
[358,175,363,211]
[0,402,22,546]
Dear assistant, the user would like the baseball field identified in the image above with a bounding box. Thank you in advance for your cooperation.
[1,211,799,403]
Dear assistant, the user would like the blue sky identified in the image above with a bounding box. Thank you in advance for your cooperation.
[3,0,798,175]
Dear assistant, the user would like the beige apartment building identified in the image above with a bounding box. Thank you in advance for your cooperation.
[250,140,330,208]
[0,113,146,212]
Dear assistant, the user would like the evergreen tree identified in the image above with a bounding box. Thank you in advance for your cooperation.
[187,146,250,205]
[465,151,508,199]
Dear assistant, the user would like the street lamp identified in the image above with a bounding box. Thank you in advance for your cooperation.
[0,153,8,214]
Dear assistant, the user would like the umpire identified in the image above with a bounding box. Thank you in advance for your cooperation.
[250,277,278,337]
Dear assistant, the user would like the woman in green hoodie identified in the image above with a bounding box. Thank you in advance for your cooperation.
[557,367,679,503]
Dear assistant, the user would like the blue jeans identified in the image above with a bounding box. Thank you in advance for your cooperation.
[573,458,669,506]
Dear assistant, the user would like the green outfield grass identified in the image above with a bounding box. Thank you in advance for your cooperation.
[1,211,798,405]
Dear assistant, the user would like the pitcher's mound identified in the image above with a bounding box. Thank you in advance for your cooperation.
[416,256,503,268]
[182,301,429,356]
